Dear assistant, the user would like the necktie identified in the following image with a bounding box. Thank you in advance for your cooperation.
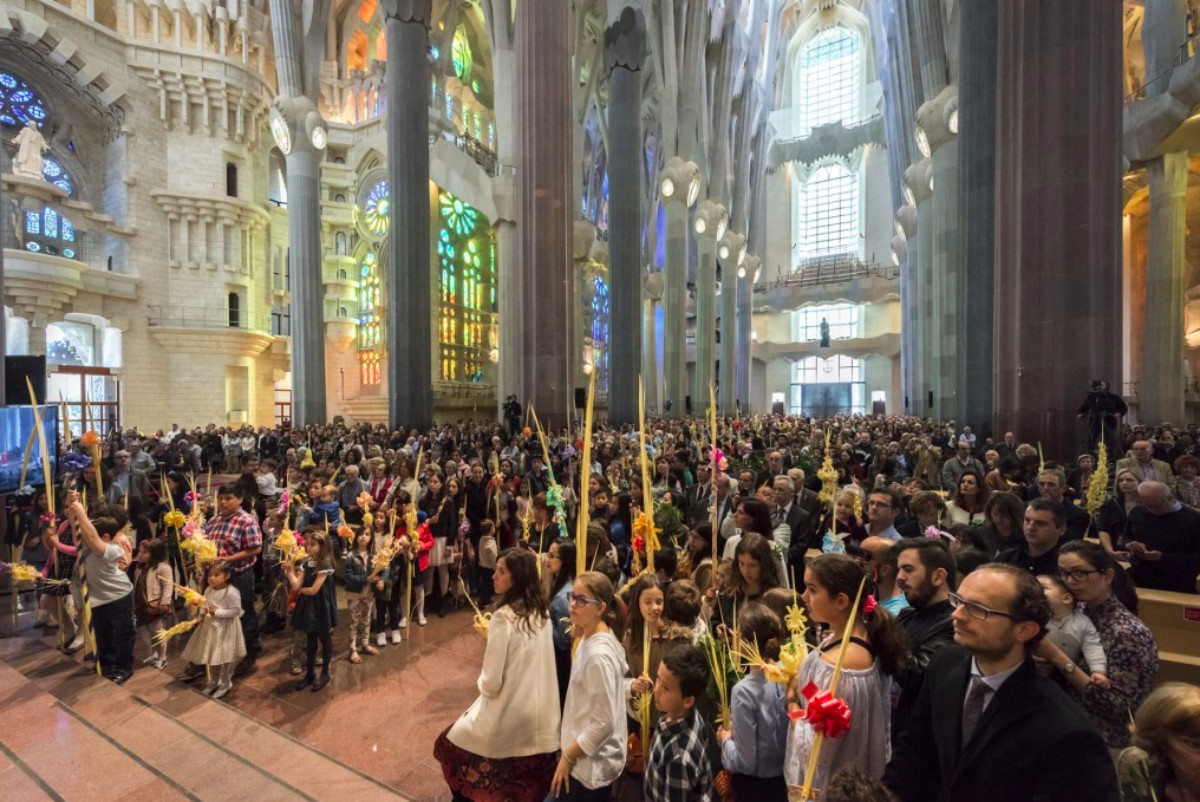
[961,676,989,748]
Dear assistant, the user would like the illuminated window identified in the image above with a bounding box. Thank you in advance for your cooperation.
[791,355,865,415]
[356,0,378,24]
[347,29,368,73]
[793,303,859,342]
[589,276,610,392]
[437,190,496,383]
[799,162,858,259]
[452,27,472,81]
[358,251,382,384]
[24,206,77,259]
[797,26,861,135]
[364,180,390,236]
[0,72,48,128]
[41,157,73,195]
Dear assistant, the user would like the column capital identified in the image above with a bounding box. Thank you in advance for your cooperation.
[604,6,648,75]
[659,157,701,205]
[381,0,432,27]
[693,200,727,242]
[915,84,959,157]
[717,231,746,268]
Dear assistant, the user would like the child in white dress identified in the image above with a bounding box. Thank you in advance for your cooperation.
[181,561,247,699]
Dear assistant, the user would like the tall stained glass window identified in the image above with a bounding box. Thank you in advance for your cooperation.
[24,206,77,259]
[590,276,610,392]
[358,251,382,385]
[798,26,861,135]
[452,27,473,81]
[437,190,496,383]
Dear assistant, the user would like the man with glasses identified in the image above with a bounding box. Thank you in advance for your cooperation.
[891,538,956,747]
[864,488,902,541]
[883,563,1117,802]
[996,499,1066,577]
[1115,440,1176,491]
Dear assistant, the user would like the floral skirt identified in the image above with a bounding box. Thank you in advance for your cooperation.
[433,726,556,802]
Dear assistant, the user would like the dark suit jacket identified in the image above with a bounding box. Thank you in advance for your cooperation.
[883,646,1118,802]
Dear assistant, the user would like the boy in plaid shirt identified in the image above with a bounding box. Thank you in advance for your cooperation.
[643,644,716,802]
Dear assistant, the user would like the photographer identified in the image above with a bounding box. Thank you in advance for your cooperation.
[1077,380,1126,458]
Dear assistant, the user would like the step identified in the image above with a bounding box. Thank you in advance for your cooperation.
[0,638,413,801]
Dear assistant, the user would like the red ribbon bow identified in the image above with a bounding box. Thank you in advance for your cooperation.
[800,682,852,738]
[862,594,878,617]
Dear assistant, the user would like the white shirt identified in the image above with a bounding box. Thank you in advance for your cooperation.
[561,629,628,790]
[448,607,561,759]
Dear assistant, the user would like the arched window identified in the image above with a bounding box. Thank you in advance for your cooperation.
[335,231,348,255]
[798,26,861,135]
[364,179,390,236]
[437,190,496,384]
[800,163,858,258]
[41,158,74,195]
[24,207,77,259]
[0,72,49,127]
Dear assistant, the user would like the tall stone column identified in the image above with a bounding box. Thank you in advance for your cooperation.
[659,158,699,418]
[906,161,934,416]
[605,6,646,425]
[269,0,329,425]
[692,201,725,411]
[994,1,1122,458]
[737,256,758,412]
[928,128,962,421]
[1142,151,1189,423]
[717,232,744,416]
[517,0,573,430]
[959,0,998,434]
[383,0,432,430]
[1144,0,1188,98]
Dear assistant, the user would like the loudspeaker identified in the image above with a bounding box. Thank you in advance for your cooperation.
[6,356,46,405]
[575,388,586,409]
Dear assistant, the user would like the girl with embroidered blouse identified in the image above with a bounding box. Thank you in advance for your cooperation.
[783,553,911,793]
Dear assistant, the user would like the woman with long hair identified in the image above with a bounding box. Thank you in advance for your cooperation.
[712,533,782,634]
[680,523,714,596]
[551,571,628,800]
[421,468,457,617]
[945,470,987,526]
[548,537,577,707]
[435,549,560,801]
[783,553,910,791]
[974,491,1025,557]
[1041,540,1157,752]
[1095,468,1140,560]
[1118,683,1200,802]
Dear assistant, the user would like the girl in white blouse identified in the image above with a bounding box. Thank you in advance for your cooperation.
[434,549,561,801]
[549,571,629,801]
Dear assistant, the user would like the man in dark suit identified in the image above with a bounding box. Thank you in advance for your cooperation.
[771,476,812,581]
[883,563,1118,802]
[786,468,823,542]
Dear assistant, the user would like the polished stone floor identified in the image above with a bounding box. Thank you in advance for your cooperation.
[0,589,486,801]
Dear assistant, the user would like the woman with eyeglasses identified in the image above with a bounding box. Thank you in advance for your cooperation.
[1037,540,1157,753]
[548,571,628,801]
[434,549,560,802]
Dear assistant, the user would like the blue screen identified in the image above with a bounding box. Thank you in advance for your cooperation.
[0,405,58,494]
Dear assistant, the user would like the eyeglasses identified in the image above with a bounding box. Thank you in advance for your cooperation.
[1057,568,1098,583]
[948,591,1018,621]
[567,592,602,607]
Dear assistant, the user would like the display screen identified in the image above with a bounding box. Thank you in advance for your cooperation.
[0,405,58,494]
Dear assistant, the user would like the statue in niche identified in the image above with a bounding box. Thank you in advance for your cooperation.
[13,120,48,180]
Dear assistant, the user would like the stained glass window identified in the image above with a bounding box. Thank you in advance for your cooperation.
[24,206,76,259]
[358,251,382,384]
[364,180,390,236]
[0,72,49,128]
[42,157,74,195]
[25,212,39,235]
[437,190,496,384]
[798,26,861,136]
[452,27,472,81]
[590,276,611,392]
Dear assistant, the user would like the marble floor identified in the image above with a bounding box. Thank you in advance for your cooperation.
[0,590,487,801]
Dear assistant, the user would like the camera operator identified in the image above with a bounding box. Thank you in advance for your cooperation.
[1077,379,1126,458]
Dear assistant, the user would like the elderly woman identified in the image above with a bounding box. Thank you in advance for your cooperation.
[1173,454,1200,509]
[1118,683,1200,802]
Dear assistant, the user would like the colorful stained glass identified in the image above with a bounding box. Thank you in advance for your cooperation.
[437,190,496,383]
[359,351,380,386]
[43,209,58,239]
[591,276,611,392]
[61,218,75,242]
[364,180,390,236]
[452,27,472,80]
[0,72,48,128]
[25,211,39,235]
[357,250,382,384]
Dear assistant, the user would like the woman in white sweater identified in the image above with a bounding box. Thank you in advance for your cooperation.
[548,571,628,801]
[434,549,560,801]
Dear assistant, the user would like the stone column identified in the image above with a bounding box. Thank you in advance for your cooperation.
[605,7,646,425]
[643,289,661,411]
[929,130,962,421]
[1144,0,1188,98]
[906,160,934,416]
[1142,151,1189,423]
[269,0,329,426]
[517,0,573,430]
[717,233,743,416]
[736,257,757,412]
[994,1,1122,458]
[383,0,433,430]
[692,201,724,412]
[959,0,998,435]
[662,199,687,417]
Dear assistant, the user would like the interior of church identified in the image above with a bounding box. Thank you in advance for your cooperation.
[1,1,1200,801]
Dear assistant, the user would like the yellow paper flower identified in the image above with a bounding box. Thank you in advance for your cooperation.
[10,563,39,584]
[177,585,205,608]
[274,529,297,554]
[1086,440,1109,518]
[80,430,100,447]
[337,525,354,541]
[163,510,186,530]
[785,604,809,639]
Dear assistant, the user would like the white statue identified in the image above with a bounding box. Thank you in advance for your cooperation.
[13,119,48,180]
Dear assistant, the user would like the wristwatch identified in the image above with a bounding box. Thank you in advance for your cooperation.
[1062,661,1077,675]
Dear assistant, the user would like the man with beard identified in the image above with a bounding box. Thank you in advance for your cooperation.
[891,538,957,746]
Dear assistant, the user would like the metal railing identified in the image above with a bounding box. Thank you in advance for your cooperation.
[147,305,272,334]
[439,130,500,176]
[753,255,898,293]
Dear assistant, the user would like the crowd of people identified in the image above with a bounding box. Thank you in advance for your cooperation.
[4,412,1200,801]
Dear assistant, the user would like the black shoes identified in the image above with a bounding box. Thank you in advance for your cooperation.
[310,675,330,693]
[109,670,131,686]
[295,675,314,691]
